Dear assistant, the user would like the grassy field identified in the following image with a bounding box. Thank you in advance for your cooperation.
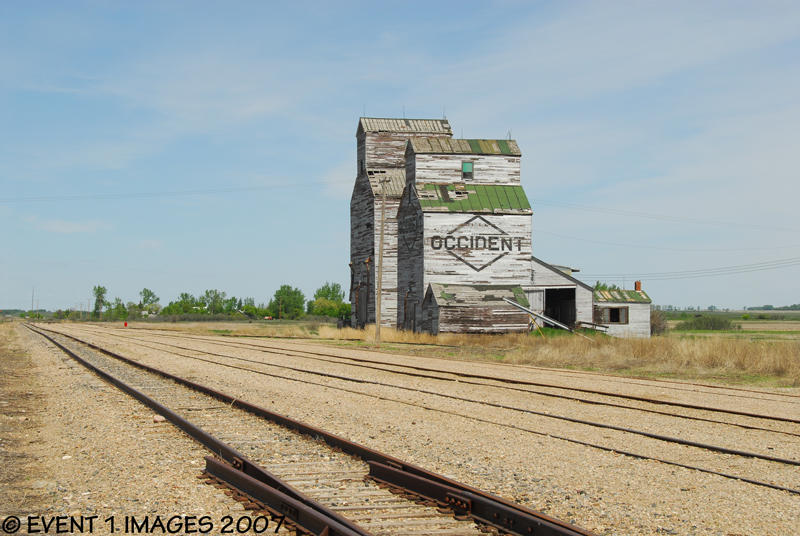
[99,318,800,388]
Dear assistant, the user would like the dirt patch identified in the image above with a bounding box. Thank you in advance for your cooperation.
[0,321,49,514]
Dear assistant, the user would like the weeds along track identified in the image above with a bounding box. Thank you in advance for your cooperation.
[27,325,594,536]
[45,324,800,496]
[70,324,800,434]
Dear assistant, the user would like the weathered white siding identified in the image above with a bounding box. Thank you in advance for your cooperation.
[373,197,399,327]
[398,198,532,331]
[421,213,531,289]
[351,119,453,328]
[576,286,593,325]
[599,303,651,338]
[408,152,521,185]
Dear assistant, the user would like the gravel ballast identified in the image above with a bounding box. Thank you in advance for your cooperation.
[10,322,800,535]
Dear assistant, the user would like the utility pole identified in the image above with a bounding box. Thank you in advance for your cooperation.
[375,177,389,346]
[31,287,34,317]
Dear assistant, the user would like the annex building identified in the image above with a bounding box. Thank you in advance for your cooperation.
[349,117,651,337]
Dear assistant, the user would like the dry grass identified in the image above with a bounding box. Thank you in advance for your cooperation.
[321,326,800,386]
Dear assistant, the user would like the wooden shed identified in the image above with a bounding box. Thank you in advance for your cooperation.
[421,283,530,334]
[593,287,652,338]
[525,256,594,328]
[350,118,453,328]
[397,137,533,332]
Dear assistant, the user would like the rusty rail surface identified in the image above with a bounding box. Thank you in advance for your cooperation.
[28,324,597,536]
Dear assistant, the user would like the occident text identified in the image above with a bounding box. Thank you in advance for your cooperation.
[429,235,523,252]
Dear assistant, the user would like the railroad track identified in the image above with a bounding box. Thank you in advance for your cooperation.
[111,324,800,403]
[77,324,800,414]
[43,324,800,496]
[60,324,800,438]
[26,324,593,536]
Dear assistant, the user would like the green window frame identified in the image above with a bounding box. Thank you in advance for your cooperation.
[461,161,474,180]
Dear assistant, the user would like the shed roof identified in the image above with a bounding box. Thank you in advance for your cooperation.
[366,168,405,197]
[408,137,521,156]
[416,182,531,214]
[358,117,452,136]
[593,289,652,304]
[531,255,593,291]
[427,283,530,308]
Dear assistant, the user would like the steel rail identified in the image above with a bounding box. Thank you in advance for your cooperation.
[28,324,596,536]
[102,323,800,402]
[36,325,800,497]
[26,325,368,536]
[59,326,800,466]
[195,334,800,422]
[89,328,799,437]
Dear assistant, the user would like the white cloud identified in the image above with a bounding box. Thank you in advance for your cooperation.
[33,217,111,234]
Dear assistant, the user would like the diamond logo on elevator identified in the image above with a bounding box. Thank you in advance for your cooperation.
[429,215,523,272]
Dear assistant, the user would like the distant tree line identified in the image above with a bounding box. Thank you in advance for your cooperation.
[48,282,350,322]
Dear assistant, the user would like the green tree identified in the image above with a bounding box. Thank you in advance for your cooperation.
[92,285,108,319]
[111,297,128,320]
[201,289,226,314]
[268,285,305,319]
[139,288,160,314]
[307,282,349,318]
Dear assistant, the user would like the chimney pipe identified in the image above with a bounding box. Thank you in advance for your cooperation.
[635,280,642,291]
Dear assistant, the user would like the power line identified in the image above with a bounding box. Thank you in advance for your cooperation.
[536,229,800,253]
[581,256,800,281]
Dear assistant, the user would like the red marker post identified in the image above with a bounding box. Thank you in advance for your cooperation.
[124,321,128,327]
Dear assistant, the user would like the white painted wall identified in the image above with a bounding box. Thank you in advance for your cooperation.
[601,303,651,338]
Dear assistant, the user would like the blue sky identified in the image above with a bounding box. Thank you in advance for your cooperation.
[2,1,799,311]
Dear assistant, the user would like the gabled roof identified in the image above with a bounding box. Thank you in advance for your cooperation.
[426,283,530,308]
[531,255,593,291]
[366,168,405,197]
[594,288,652,304]
[358,117,452,136]
[416,182,531,214]
[408,137,521,156]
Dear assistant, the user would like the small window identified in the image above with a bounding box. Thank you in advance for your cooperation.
[462,161,473,180]
[594,306,629,324]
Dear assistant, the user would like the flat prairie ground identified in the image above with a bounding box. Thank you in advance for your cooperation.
[91,318,800,387]
[3,320,799,536]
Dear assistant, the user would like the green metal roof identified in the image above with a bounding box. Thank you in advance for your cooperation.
[408,137,521,156]
[593,289,652,304]
[417,182,532,214]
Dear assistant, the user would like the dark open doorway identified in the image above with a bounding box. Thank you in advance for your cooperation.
[544,288,576,326]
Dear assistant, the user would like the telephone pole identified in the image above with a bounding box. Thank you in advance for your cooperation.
[375,178,389,346]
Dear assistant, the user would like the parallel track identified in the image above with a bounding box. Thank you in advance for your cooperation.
[119,324,800,402]
[42,324,800,496]
[86,327,800,438]
[27,324,593,536]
